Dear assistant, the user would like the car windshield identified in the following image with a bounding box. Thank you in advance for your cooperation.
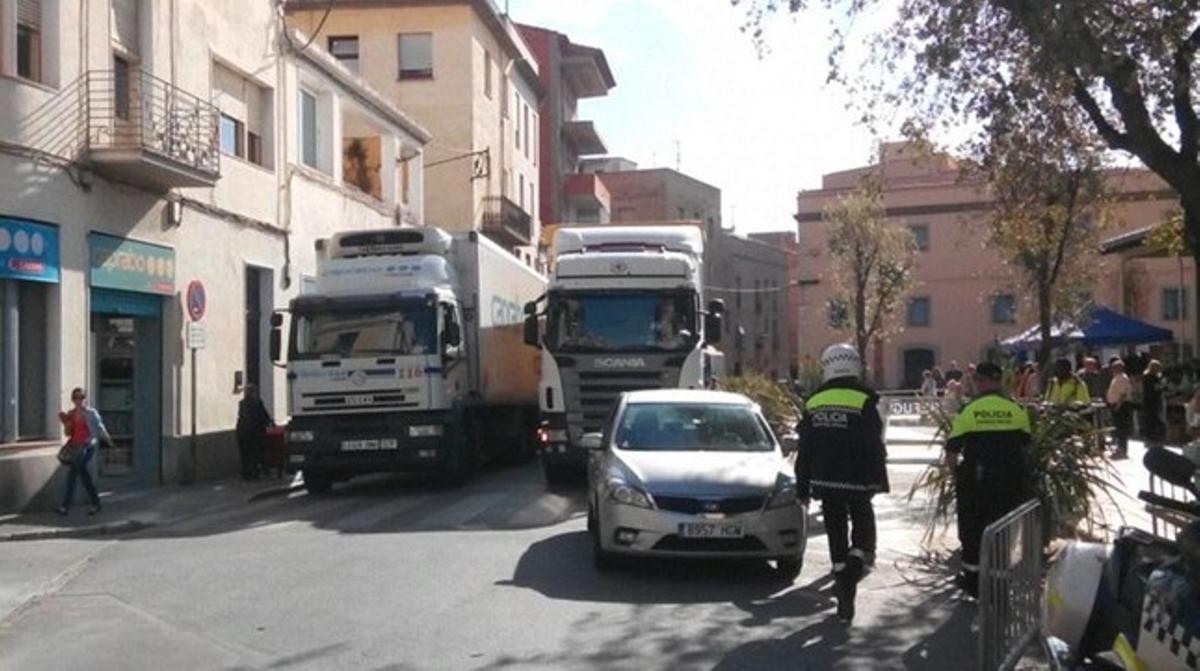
[545,290,697,353]
[291,300,437,359]
[614,402,774,452]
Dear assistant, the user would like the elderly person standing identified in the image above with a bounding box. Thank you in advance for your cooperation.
[55,387,109,516]
[1106,359,1134,459]
[1141,359,1167,450]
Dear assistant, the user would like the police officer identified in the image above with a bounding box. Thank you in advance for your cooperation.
[796,343,889,623]
[945,361,1032,598]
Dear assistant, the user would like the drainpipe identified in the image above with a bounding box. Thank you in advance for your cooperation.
[2,280,18,444]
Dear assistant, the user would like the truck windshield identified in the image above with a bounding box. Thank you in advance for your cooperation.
[545,290,697,353]
[291,301,437,359]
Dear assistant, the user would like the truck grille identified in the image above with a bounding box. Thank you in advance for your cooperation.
[300,391,419,413]
[573,370,667,432]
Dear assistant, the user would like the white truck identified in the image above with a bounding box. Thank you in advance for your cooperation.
[523,225,725,485]
[272,227,546,493]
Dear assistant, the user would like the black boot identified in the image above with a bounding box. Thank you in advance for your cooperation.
[835,571,857,623]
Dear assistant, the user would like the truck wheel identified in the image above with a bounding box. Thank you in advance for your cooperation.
[304,470,333,494]
[774,557,803,582]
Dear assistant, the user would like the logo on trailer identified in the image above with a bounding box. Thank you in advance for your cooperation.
[350,370,368,386]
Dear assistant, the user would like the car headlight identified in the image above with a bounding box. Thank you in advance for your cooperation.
[287,430,314,442]
[766,483,799,509]
[408,425,444,437]
[608,481,653,509]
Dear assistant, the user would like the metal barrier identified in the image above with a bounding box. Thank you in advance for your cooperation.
[1147,471,1197,542]
[978,498,1044,671]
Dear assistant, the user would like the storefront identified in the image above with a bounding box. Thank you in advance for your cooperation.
[88,233,173,486]
[0,216,59,445]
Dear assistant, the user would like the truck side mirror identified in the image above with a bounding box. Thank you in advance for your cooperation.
[524,301,538,316]
[523,315,541,348]
[707,299,726,315]
[443,321,462,348]
[269,312,284,362]
[705,313,723,345]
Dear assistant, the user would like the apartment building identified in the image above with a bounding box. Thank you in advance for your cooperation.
[748,230,803,379]
[795,142,1182,389]
[517,23,615,227]
[287,0,543,266]
[0,0,428,511]
[598,167,791,377]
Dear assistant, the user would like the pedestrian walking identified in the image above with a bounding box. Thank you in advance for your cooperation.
[1141,359,1167,450]
[795,343,889,623]
[237,384,273,480]
[1106,358,1134,459]
[919,369,937,397]
[55,387,109,516]
[944,362,1032,598]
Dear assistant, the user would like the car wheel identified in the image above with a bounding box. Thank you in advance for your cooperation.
[774,557,803,582]
[303,470,333,495]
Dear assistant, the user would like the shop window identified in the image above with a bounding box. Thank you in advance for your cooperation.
[328,36,359,75]
[398,33,433,79]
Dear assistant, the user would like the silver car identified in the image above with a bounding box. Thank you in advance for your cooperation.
[584,389,807,578]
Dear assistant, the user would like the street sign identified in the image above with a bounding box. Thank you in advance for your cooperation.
[187,322,207,350]
[186,280,207,322]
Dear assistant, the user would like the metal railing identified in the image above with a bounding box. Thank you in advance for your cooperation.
[979,498,1044,671]
[480,195,533,246]
[82,69,220,177]
[1147,470,1197,541]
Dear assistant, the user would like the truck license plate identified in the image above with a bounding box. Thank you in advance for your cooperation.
[678,522,744,538]
[341,439,379,451]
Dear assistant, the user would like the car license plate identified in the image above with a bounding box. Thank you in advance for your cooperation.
[341,439,380,451]
[678,522,744,538]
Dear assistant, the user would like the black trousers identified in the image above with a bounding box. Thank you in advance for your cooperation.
[820,492,876,572]
[956,464,1024,574]
[237,430,264,478]
[1111,404,1132,453]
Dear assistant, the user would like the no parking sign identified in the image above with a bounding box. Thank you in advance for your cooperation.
[186,280,207,322]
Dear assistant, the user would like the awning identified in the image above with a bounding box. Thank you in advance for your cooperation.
[1002,306,1173,349]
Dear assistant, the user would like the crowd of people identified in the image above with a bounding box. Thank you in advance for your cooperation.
[914,353,1200,459]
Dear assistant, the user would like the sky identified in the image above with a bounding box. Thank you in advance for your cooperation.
[507,0,895,236]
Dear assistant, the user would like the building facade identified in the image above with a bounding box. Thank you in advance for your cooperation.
[0,0,428,511]
[517,23,615,227]
[795,142,1184,389]
[748,230,802,379]
[288,0,543,266]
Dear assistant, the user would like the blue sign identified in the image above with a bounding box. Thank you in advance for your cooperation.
[89,233,176,295]
[0,217,59,283]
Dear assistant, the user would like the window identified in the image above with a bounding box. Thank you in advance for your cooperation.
[113,56,131,121]
[519,174,525,208]
[328,36,360,75]
[754,280,763,314]
[990,294,1016,324]
[484,51,493,98]
[213,62,273,168]
[827,297,849,329]
[532,112,538,165]
[514,96,521,147]
[219,114,244,157]
[523,104,530,158]
[398,33,433,79]
[908,223,930,252]
[907,296,931,327]
[16,0,42,82]
[1163,287,1190,321]
[300,90,318,168]
[735,276,742,308]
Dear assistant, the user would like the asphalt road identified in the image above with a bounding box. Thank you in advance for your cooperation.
[0,462,977,670]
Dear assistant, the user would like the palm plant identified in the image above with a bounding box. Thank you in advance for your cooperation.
[908,403,1124,543]
[720,374,802,438]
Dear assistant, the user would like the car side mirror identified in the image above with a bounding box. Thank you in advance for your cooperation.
[781,433,799,456]
[523,315,540,348]
[269,312,284,362]
[580,432,604,450]
[443,322,462,348]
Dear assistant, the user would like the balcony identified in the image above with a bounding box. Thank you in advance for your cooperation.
[561,120,607,156]
[563,173,610,223]
[83,69,220,190]
[480,195,533,248]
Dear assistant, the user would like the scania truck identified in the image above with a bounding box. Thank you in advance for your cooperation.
[523,225,724,485]
[273,227,546,493]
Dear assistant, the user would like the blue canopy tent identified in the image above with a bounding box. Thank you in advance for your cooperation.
[1001,306,1173,349]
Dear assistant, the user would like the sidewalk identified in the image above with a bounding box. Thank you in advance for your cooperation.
[0,474,303,543]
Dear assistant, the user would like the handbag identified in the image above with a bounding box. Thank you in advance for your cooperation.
[57,440,83,465]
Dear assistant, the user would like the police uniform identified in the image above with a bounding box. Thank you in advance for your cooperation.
[945,387,1031,596]
[796,372,889,620]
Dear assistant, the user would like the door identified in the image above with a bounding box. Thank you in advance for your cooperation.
[902,348,936,390]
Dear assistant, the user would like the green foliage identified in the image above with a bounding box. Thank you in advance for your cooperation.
[721,374,803,438]
[908,404,1124,542]
[823,179,917,371]
[1144,210,1188,258]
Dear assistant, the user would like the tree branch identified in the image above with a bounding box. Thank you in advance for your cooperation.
[1070,73,1132,152]
[1173,24,1200,163]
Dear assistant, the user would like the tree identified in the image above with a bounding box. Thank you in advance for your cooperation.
[823,180,917,380]
[970,102,1111,366]
[736,1,1200,346]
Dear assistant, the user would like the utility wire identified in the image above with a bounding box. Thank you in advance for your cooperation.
[293,0,335,53]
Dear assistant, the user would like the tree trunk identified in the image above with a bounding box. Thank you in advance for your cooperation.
[1186,206,1200,361]
[1037,284,1053,370]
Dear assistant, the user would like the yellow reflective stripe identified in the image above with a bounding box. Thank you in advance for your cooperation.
[1111,633,1148,671]
[947,395,1030,439]
[806,388,869,410]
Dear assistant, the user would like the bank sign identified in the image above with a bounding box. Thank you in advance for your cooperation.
[89,233,176,295]
[0,217,59,283]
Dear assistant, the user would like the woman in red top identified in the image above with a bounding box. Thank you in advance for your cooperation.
[55,387,107,516]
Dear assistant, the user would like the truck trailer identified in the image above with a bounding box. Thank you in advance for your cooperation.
[273,227,546,493]
[523,224,725,485]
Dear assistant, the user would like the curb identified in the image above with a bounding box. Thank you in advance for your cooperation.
[246,480,305,502]
[1,518,154,542]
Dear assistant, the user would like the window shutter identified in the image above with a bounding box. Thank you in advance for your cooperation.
[18,0,42,28]
[111,0,139,56]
